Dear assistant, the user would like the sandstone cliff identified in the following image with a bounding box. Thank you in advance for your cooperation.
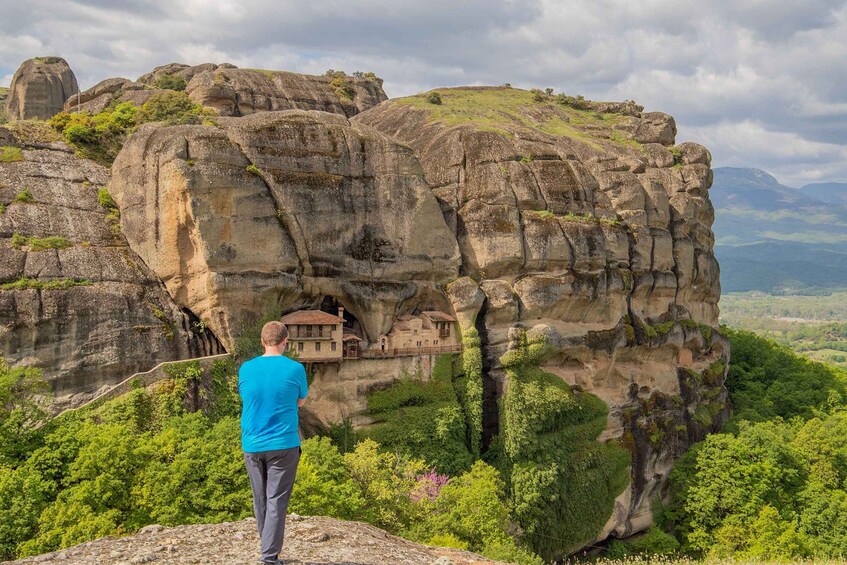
[109,110,460,348]
[5,57,78,121]
[0,121,222,404]
[354,87,727,541]
[65,63,388,118]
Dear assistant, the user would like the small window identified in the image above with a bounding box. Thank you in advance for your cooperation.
[297,342,304,351]
[315,342,321,352]
[331,342,337,351]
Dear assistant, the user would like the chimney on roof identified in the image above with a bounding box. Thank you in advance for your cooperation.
[338,306,345,320]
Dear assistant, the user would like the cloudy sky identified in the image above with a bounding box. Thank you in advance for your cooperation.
[1,0,846,186]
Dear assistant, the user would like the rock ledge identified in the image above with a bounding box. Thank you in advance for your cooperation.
[5,515,504,565]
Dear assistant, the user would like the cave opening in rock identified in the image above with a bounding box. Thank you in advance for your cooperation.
[318,295,364,340]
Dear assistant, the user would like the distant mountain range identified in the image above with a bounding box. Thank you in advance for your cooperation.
[710,167,847,293]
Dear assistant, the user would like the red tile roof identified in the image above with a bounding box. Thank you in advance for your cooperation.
[280,310,344,326]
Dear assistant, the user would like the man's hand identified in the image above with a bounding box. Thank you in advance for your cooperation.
[298,398,306,408]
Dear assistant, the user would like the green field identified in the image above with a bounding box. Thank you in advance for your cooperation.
[720,290,847,368]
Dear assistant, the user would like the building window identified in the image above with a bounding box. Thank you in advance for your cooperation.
[315,342,321,352]
[297,342,304,351]
[331,342,337,351]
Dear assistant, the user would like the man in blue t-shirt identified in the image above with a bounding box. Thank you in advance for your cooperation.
[239,320,308,565]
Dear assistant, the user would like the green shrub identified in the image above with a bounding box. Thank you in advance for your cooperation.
[0,146,23,162]
[497,330,630,561]
[245,164,262,176]
[153,74,187,91]
[330,76,355,100]
[14,189,34,203]
[10,234,73,252]
[97,188,116,209]
[63,123,95,144]
[426,91,442,105]
[363,370,473,475]
[290,437,366,520]
[136,91,207,125]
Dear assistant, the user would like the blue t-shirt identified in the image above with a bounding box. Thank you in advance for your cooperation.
[238,355,308,453]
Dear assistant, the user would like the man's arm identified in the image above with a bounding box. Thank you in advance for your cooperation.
[297,365,308,408]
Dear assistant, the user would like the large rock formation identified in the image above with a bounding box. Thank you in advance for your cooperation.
[354,87,726,541]
[184,66,388,117]
[65,63,388,119]
[5,57,79,120]
[2,56,729,555]
[0,122,222,404]
[109,110,460,347]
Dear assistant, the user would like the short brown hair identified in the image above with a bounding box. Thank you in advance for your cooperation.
[261,321,289,346]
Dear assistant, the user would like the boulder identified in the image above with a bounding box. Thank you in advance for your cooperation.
[5,57,79,120]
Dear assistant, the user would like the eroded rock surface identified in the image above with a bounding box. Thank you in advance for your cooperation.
[0,123,222,404]
[5,57,79,120]
[109,110,460,348]
[185,66,388,117]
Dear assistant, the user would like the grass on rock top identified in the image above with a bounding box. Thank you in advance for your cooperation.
[395,87,634,147]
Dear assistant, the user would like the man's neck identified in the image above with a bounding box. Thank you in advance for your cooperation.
[261,344,285,357]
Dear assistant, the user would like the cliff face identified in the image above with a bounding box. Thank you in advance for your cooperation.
[354,87,727,540]
[109,110,460,348]
[0,122,222,404]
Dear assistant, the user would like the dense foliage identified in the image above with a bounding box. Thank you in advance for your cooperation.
[363,355,474,476]
[0,357,540,563]
[666,328,847,560]
[495,331,630,561]
[49,91,216,163]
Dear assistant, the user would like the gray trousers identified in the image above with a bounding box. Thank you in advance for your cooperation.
[244,447,300,563]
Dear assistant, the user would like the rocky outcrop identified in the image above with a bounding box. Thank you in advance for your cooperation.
[5,57,79,120]
[63,63,387,121]
[7,515,501,565]
[354,87,726,541]
[0,122,222,405]
[184,67,388,117]
[109,110,460,348]
[62,77,160,114]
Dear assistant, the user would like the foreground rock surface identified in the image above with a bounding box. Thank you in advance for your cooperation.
[5,57,78,120]
[5,515,503,565]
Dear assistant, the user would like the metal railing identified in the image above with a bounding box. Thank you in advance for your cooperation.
[360,344,462,358]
